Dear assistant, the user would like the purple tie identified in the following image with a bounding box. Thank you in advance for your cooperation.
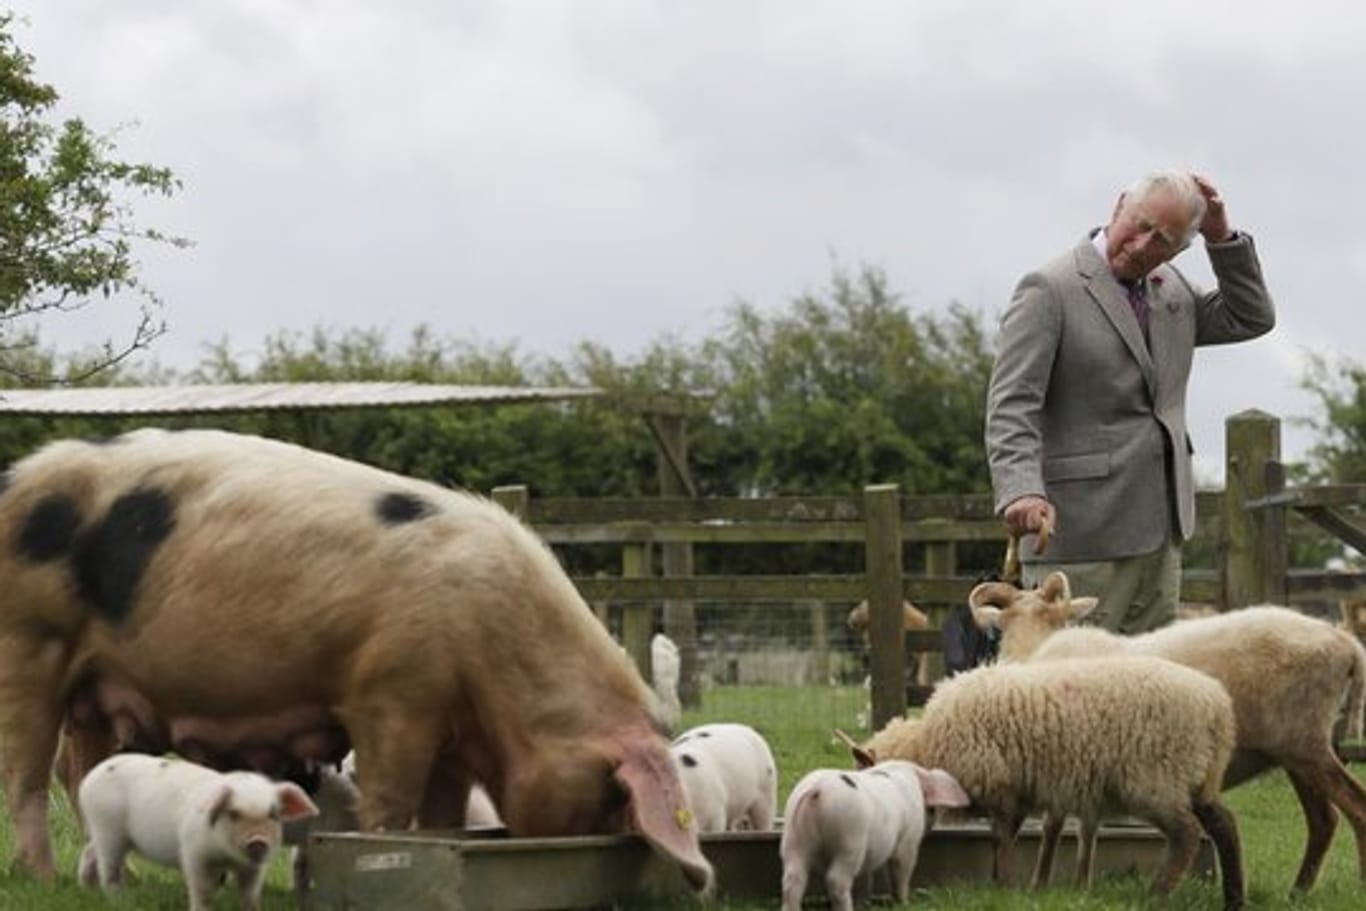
[1124,280,1150,339]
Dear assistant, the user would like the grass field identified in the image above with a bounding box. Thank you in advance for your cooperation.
[0,684,1363,910]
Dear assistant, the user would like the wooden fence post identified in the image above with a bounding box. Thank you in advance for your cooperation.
[652,412,701,709]
[491,484,528,518]
[922,540,956,685]
[864,484,905,731]
[1222,410,1285,608]
[621,541,654,682]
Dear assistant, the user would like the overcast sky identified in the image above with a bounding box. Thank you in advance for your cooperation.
[11,1,1366,481]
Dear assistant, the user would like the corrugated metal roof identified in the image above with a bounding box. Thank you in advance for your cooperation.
[0,383,606,417]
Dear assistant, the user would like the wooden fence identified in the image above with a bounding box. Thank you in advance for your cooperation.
[495,411,1366,733]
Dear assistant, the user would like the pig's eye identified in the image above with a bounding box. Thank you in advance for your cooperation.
[227,810,241,823]
[269,808,281,821]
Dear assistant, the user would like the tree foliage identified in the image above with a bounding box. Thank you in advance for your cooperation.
[0,12,186,382]
[1300,352,1366,485]
[698,264,994,497]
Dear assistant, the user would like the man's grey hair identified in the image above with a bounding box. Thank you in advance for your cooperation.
[1124,171,1208,244]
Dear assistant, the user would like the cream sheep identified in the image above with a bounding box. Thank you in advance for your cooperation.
[846,599,932,686]
[849,656,1244,910]
[0,428,710,891]
[845,599,930,642]
[970,571,1366,894]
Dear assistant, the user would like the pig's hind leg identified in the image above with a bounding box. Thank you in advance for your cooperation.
[822,852,861,911]
[78,829,128,891]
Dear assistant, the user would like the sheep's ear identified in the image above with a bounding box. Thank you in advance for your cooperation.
[902,602,930,630]
[970,604,1003,631]
[276,782,320,823]
[1067,596,1100,621]
[1039,571,1072,604]
[833,729,876,769]
[915,767,971,809]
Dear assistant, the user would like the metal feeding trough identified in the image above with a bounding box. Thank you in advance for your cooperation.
[303,819,1215,910]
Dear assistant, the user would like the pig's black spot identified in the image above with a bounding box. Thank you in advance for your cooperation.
[75,487,176,625]
[17,494,82,563]
[376,491,434,525]
[839,774,858,790]
[679,754,699,768]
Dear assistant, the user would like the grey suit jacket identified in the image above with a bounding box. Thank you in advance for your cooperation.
[985,231,1274,562]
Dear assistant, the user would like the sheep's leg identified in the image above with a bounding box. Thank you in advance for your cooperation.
[1283,764,1337,891]
[1030,813,1064,889]
[1146,808,1202,897]
[1194,799,1244,911]
[990,812,1024,886]
[1301,752,1366,886]
[1075,816,1098,888]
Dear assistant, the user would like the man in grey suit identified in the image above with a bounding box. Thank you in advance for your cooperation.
[985,171,1274,632]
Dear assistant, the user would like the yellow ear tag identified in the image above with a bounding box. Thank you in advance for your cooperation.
[674,806,694,830]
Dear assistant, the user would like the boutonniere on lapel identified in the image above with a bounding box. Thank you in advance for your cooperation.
[1149,273,1178,312]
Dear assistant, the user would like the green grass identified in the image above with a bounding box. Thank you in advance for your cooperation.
[1,683,1363,909]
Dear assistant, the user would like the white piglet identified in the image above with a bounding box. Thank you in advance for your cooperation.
[78,753,318,911]
[780,760,969,911]
[671,723,778,832]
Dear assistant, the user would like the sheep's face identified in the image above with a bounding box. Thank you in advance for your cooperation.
[967,571,1098,661]
[847,717,921,769]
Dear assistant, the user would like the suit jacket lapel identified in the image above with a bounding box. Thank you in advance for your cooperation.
[1074,237,1156,395]
[1146,272,1180,394]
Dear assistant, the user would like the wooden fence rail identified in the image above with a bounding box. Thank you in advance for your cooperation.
[498,411,1366,732]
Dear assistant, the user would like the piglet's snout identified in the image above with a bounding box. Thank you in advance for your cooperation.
[244,837,272,864]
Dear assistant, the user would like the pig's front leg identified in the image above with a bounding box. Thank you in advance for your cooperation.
[236,862,268,911]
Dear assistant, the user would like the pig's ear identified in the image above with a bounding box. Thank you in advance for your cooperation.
[207,786,234,826]
[276,782,321,822]
[915,767,971,809]
[614,738,714,895]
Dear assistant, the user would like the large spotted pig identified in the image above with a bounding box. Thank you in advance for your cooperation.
[0,428,712,890]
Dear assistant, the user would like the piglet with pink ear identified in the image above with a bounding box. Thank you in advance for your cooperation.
[780,760,969,911]
[77,753,318,911]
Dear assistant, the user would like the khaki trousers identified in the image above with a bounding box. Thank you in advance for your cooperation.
[1023,538,1181,634]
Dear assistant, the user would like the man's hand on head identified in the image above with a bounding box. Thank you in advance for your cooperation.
[1192,173,1234,243]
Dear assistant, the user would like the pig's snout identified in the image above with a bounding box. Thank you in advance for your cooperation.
[244,838,272,864]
